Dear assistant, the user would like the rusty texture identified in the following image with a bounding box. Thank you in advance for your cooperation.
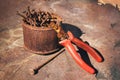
[22,23,59,54]
[0,0,120,80]
[17,7,64,54]
[17,7,62,27]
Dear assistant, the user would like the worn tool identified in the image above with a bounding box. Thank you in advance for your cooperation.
[32,48,65,75]
[18,7,102,74]
[17,7,62,28]
[49,22,103,74]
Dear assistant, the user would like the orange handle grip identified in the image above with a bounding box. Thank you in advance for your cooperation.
[72,38,102,62]
[59,39,95,74]
[67,31,103,62]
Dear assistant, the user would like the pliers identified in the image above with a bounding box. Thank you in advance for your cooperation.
[49,22,103,74]
[59,31,102,74]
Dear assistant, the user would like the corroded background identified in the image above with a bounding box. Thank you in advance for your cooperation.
[0,0,120,80]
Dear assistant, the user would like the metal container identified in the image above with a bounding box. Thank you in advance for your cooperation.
[22,23,59,54]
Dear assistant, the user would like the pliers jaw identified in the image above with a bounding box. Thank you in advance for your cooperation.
[59,31,103,74]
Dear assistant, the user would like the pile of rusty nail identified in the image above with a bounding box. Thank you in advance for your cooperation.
[17,6,62,27]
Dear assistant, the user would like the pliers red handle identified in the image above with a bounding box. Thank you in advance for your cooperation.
[59,31,103,74]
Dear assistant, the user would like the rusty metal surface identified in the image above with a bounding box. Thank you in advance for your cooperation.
[22,23,59,54]
[0,0,120,80]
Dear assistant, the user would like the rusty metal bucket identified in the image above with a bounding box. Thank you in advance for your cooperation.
[22,23,59,54]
